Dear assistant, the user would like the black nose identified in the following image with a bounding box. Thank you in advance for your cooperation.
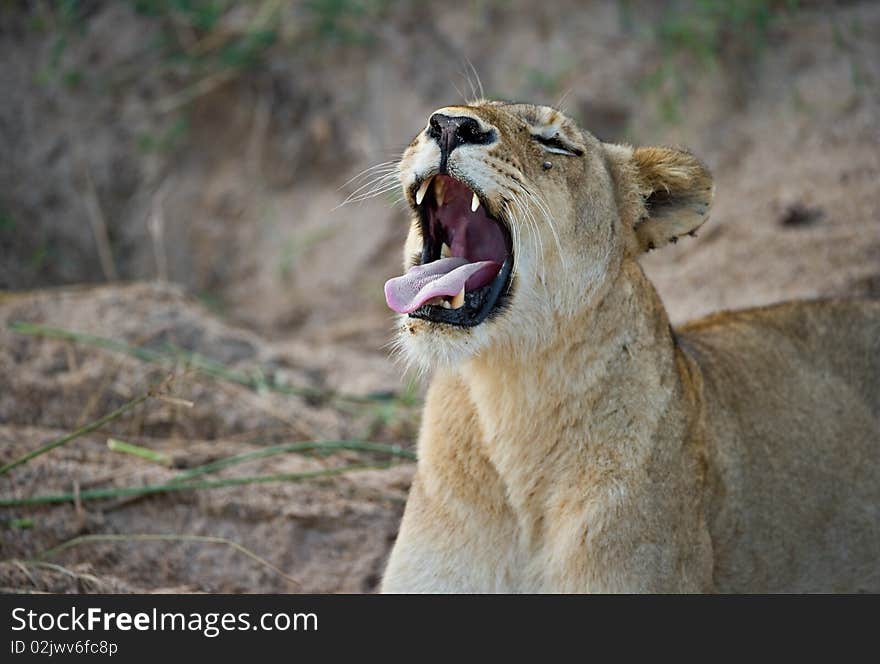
[427,114,494,173]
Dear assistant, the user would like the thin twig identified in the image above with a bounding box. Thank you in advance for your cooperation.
[35,533,300,588]
[73,480,83,520]
[10,559,105,590]
[12,560,36,587]
[81,158,118,281]
[155,68,237,114]
[0,391,157,476]
[147,180,170,282]
[76,328,159,427]
[155,394,195,409]
[107,438,172,467]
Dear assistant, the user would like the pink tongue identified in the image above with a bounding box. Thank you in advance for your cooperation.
[385,257,501,314]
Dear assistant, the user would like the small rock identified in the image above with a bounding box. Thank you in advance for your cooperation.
[779,203,824,228]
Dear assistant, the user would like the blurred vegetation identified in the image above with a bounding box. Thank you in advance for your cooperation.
[636,0,802,123]
[24,0,804,113]
[25,0,399,151]
[654,0,798,62]
[10,0,809,164]
[32,0,397,78]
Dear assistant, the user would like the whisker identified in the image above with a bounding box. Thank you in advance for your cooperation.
[524,200,546,285]
[337,161,399,190]
[343,183,401,204]
[555,88,573,113]
[340,171,400,200]
[502,198,522,279]
[464,57,485,101]
[451,79,468,104]
[461,64,478,103]
[513,191,546,286]
[334,180,402,210]
[521,184,566,271]
[481,154,551,284]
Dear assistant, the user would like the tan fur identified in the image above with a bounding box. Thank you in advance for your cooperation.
[381,101,880,593]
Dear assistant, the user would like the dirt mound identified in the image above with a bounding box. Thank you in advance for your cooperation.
[0,284,415,593]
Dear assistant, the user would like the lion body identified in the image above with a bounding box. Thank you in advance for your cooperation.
[380,101,879,593]
[682,299,880,592]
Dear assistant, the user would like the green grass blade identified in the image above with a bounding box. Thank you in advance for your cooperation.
[171,440,414,482]
[0,463,390,507]
[107,438,172,466]
[0,392,153,476]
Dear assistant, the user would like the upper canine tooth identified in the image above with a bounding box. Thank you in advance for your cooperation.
[415,178,431,206]
[471,192,480,212]
[434,178,446,206]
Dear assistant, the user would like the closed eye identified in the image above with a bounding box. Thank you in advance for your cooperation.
[532,133,583,157]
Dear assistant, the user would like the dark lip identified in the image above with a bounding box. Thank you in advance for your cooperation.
[407,172,514,328]
[409,254,514,327]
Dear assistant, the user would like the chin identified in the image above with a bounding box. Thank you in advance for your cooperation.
[394,313,501,372]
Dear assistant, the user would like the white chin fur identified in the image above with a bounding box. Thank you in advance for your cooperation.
[395,315,495,372]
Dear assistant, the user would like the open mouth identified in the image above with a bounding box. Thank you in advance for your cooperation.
[384,175,513,327]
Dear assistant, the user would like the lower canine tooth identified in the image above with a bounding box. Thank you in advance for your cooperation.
[450,287,465,309]
[415,178,431,205]
[441,242,452,258]
[471,192,480,212]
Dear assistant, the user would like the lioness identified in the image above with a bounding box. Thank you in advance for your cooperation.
[380,101,879,593]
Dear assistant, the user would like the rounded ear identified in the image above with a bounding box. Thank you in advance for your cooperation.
[606,144,714,253]
[631,146,714,251]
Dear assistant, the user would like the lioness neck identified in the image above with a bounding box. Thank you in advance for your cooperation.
[459,257,710,587]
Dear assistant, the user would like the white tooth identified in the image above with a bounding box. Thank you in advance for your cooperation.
[434,178,446,206]
[441,242,452,258]
[415,178,431,206]
[471,192,480,212]
[450,287,465,309]
[440,300,452,309]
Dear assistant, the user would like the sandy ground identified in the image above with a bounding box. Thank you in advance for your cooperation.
[0,284,414,593]
[1,1,878,592]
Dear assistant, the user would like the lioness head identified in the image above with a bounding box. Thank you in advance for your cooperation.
[385,101,713,368]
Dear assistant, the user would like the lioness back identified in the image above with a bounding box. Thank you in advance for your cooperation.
[679,298,880,592]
